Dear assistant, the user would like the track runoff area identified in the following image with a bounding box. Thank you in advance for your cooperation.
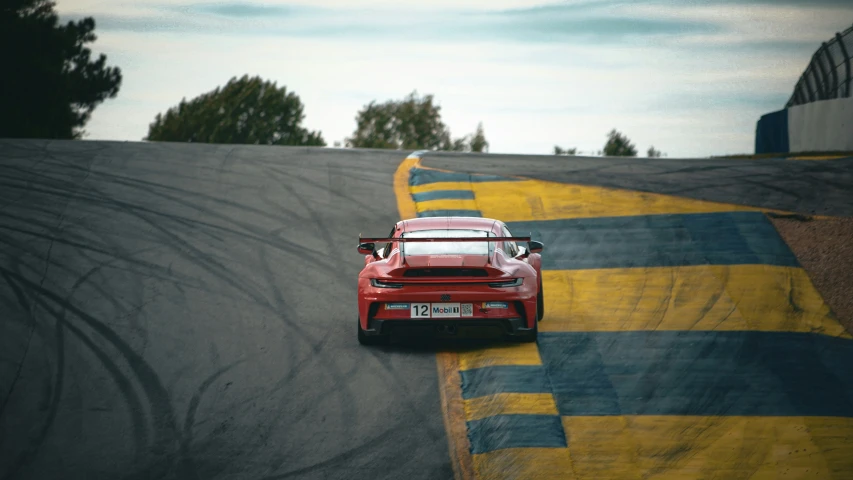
[392,152,853,479]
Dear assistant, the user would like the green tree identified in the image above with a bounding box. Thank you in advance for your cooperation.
[0,0,122,139]
[603,129,637,157]
[146,75,325,146]
[469,122,489,153]
[647,146,663,158]
[346,91,486,151]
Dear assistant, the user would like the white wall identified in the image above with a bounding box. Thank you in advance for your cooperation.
[788,97,853,152]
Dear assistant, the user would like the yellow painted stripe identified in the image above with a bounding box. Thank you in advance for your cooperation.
[472,447,576,480]
[562,415,853,479]
[540,265,850,338]
[394,156,419,220]
[415,198,479,213]
[463,393,558,421]
[437,351,476,480]
[410,181,475,195]
[457,342,542,371]
[789,155,850,160]
[468,179,794,221]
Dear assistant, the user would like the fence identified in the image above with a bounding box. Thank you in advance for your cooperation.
[786,23,853,108]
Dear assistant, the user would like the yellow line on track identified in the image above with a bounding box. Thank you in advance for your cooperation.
[437,352,476,480]
[562,415,853,479]
[464,393,558,421]
[457,342,542,370]
[394,155,420,221]
[541,265,850,337]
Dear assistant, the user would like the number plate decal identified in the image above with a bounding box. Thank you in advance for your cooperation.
[409,303,474,318]
[411,303,430,318]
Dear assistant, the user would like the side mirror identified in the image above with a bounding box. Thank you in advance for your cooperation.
[357,242,375,255]
[528,240,544,254]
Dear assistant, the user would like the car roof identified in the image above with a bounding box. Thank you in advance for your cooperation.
[400,216,502,233]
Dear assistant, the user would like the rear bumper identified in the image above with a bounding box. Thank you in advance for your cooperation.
[362,317,534,339]
[357,277,539,330]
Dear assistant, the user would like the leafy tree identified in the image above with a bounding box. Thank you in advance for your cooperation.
[554,146,577,155]
[0,0,122,139]
[146,75,325,146]
[647,146,663,158]
[603,129,637,157]
[469,122,489,153]
[346,91,486,151]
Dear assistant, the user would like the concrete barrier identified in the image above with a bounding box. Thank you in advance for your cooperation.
[755,97,853,155]
[789,97,853,152]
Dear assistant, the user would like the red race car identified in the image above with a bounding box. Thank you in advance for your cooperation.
[356,216,544,345]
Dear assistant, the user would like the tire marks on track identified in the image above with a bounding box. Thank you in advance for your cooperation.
[1,140,452,480]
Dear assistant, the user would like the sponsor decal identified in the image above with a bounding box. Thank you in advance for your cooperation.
[385,303,410,310]
[482,302,508,309]
[433,305,460,315]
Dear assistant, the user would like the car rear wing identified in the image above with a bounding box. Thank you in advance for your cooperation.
[358,236,532,243]
[357,235,542,264]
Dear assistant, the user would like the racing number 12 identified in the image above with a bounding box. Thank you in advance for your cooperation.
[411,303,429,318]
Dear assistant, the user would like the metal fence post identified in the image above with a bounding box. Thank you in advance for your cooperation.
[814,45,830,100]
[836,32,852,98]
[823,42,839,98]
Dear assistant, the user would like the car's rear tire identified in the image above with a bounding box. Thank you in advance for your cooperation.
[537,276,544,321]
[357,316,387,346]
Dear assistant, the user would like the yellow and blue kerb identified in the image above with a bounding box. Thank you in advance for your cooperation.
[395,153,853,479]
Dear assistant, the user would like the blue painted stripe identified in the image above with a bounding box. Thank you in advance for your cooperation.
[467,414,567,454]
[409,167,519,186]
[411,190,476,202]
[460,365,551,400]
[507,211,800,270]
[537,331,853,417]
[417,209,483,218]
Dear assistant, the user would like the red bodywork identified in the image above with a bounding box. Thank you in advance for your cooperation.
[356,216,543,341]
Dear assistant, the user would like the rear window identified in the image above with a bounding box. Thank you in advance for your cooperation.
[402,229,492,256]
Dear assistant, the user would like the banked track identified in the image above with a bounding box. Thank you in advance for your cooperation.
[0,140,452,480]
[2,140,853,479]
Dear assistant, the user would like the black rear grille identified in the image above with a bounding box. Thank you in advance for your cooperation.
[403,268,488,278]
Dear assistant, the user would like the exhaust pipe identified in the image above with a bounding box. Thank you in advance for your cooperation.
[436,324,458,335]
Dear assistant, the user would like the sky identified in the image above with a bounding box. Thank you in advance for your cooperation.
[57,0,853,158]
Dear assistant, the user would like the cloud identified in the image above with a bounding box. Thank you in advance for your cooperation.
[62,0,853,158]
[186,2,319,17]
[70,1,720,44]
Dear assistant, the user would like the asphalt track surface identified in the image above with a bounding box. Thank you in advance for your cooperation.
[417,151,853,217]
[3,140,853,480]
[0,140,453,480]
